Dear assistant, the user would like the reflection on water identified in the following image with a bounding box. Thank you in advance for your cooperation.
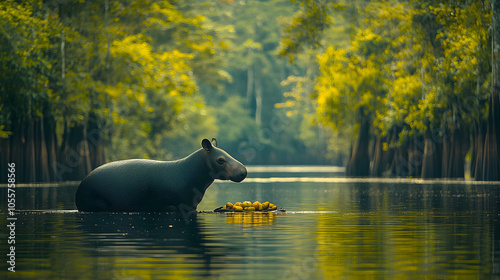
[1,171,499,279]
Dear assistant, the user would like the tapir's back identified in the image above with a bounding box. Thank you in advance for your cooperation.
[75,159,169,211]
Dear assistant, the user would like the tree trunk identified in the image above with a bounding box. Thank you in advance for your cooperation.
[246,64,254,106]
[87,113,106,169]
[346,111,370,176]
[395,141,409,177]
[0,138,10,182]
[59,121,91,181]
[448,128,465,178]
[255,77,263,125]
[481,0,500,180]
[61,124,92,181]
[9,121,23,182]
[44,115,59,181]
[25,120,36,182]
[34,118,50,182]
[421,128,441,178]
[441,132,450,178]
[473,123,485,180]
[408,138,423,177]
[482,118,499,180]
[371,136,383,176]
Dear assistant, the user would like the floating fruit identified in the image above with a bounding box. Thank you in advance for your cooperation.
[242,201,252,208]
[216,200,279,212]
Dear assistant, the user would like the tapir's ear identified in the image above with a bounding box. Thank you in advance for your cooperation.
[202,139,213,152]
[211,138,218,147]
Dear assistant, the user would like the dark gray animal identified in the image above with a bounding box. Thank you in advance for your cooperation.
[75,138,247,212]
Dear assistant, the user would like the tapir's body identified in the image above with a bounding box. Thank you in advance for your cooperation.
[75,139,247,212]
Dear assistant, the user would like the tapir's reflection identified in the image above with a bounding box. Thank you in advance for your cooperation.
[75,211,236,277]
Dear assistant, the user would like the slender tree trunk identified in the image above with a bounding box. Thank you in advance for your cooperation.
[448,127,465,178]
[396,141,409,177]
[35,118,50,182]
[482,116,499,180]
[255,77,263,125]
[346,109,370,176]
[10,121,23,181]
[474,122,485,180]
[78,127,92,178]
[371,136,383,176]
[87,113,105,169]
[408,138,423,177]
[44,115,59,181]
[441,132,450,178]
[388,128,400,176]
[246,61,254,106]
[61,30,65,81]
[0,138,10,182]
[421,127,440,178]
[25,120,36,182]
[482,0,500,180]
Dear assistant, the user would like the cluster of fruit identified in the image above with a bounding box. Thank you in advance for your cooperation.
[225,201,278,211]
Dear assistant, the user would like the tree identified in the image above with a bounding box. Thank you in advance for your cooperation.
[0,0,228,182]
[279,0,495,179]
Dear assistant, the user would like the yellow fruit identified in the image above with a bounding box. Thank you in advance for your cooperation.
[233,206,243,211]
[244,206,256,211]
[252,201,261,208]
[271,205,277,210]
[234,202,242,207]
[257,204,263,211]
[262,202,270,210]
[226,202,234,209]
[242,201,251,208]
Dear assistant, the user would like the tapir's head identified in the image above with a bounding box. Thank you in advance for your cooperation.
[202,138,247,182]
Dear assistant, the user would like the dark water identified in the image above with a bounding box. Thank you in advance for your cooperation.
[1,166,500,279]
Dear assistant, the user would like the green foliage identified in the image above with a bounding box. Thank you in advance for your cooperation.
[279,0,345,62]
[0,0,232,161]
[0,0,327,167]
[197,0,327,164]
[280,0,492,153]
[214,95,258,144]
[0,0,56,121]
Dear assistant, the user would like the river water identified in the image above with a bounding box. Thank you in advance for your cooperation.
[1,166,499,279]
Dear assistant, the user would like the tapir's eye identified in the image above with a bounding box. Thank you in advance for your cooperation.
[217,157,226,164]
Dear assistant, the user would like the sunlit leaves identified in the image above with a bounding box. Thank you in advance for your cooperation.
[280,0,491,157]
[279,0,345,62]
[315,25,385,133]
[0,0,227,159]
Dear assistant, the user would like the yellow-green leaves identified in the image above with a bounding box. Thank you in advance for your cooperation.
[280,0,491,153]
[315,36,384,132]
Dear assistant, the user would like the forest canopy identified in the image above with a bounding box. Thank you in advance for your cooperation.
[1,0,499,182]
[1,0,322,183]
[278,0,499,180]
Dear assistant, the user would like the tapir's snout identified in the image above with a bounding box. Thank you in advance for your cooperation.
[231,165,247,182]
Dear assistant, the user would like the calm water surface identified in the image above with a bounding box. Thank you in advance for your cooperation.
[1,166,500,279]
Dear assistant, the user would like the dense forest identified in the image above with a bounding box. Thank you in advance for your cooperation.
[1,0,499,182]
[279,0,500,180]
[0,0,326,183]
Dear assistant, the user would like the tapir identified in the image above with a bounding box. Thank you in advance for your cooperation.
[75,138,247,212]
